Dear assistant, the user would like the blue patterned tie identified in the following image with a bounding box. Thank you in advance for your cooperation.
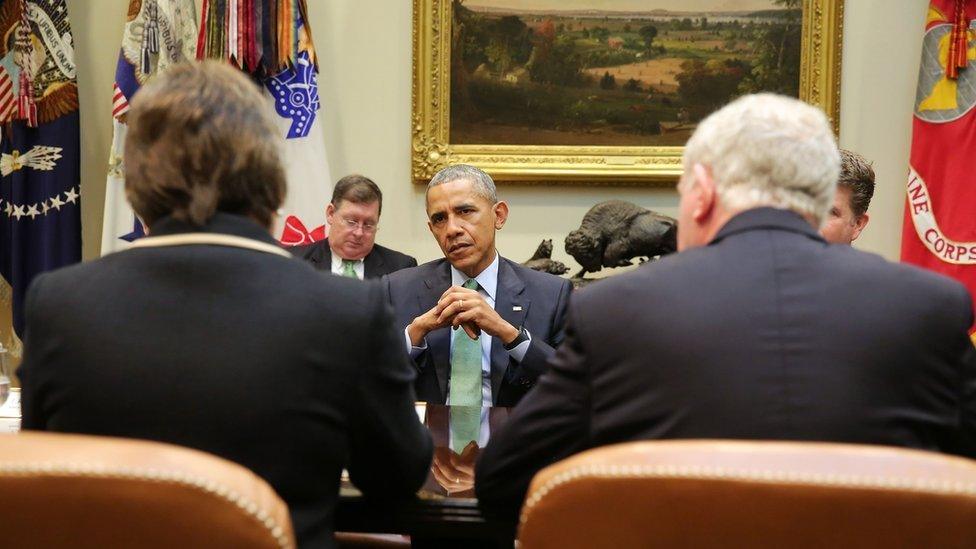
[449,278,483,406]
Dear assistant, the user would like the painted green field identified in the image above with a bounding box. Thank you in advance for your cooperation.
[450,2,801,146]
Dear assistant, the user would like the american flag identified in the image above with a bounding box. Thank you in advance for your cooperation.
[0,65,16,123]
[0,0,81,337]
[100,0,198,255]
[111,82,129,119]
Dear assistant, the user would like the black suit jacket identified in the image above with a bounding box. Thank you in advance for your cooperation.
[476,207,976,519]
[290,238,417,279]
[18,213,432,549]
[383,257,572,407]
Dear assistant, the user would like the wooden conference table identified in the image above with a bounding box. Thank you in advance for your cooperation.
[336,403,517,548]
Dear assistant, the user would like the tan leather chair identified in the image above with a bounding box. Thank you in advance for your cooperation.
[520,440,976,549]
[0,432,294,549]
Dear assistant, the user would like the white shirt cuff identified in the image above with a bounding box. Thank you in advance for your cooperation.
[404,326,428,359]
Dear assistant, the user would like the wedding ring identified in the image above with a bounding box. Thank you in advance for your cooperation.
[459,299,464,310]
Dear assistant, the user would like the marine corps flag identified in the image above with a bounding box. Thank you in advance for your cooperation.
[197,0,332,245]
[100,0,198,255]
[0,0,80,338]
[903,0,976,338]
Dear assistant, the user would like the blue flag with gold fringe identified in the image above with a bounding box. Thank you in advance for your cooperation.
[0,0,80,337]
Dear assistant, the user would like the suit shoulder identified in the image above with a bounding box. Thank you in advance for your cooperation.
[372,243,418,267]
[287,240,328,261]
[30,253,116,291]
[857,250,971,305]
[384,258,445,286]
[568,249,699,309]
[506,258,571,290]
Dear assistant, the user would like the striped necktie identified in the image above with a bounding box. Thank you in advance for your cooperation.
[341,259,358,278]
[449,278,483,406]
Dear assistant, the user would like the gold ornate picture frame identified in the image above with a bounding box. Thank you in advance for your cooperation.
[412,0,843,185]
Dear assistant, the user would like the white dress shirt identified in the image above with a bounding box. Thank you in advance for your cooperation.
[330,253,364,280]
[404,253,531,406]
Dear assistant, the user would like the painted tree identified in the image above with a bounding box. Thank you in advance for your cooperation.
[638,24,658,53]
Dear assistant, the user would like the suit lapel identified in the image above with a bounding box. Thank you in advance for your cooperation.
[363,247,386,279]
[490,258,528,400]
[420,261,453,402]
[311,239,332,270]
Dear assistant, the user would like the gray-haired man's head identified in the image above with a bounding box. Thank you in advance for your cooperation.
[424,164,509,278]
[427,164,498,204]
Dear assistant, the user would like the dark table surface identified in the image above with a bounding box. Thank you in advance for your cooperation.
[335,404,516,548]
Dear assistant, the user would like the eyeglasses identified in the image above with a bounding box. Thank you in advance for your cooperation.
[338,216,378,234]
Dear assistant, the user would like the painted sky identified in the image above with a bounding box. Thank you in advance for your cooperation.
[465,0,779,12]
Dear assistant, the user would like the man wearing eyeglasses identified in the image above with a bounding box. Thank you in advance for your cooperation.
[290,175,417,279]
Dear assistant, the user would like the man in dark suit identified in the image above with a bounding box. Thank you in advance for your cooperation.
[290,174,417,279]
[18,62,431,549]
[384,164,572,408]
[476,93,976,520]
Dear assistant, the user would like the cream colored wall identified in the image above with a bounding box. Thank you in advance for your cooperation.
[69,0,926,266]
[0,0,933,367]
[838,0,927,260]
[69,0,128,260]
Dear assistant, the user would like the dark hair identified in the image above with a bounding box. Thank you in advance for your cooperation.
[331,174,382,215]
[838,149,875,218]
[124,61,285,229]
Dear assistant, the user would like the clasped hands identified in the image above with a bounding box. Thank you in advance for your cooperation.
[431,443,479,495]
[407,285,518,346]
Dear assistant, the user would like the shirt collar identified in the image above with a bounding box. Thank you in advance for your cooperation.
[450,251,499,301]
[709,207,823,245]
[331,253,362,272]
[148,212,278,246]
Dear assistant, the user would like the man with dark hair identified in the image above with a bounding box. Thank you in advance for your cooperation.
[384,164,572,408]
[821,149,875,245]
[290,174,417,279]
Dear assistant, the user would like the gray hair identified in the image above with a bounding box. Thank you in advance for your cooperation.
[681,93,840,226]
[427,164,498,203]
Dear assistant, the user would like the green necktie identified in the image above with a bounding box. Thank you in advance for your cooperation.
[450,405,482,452]
[341,259,358,278]
[449,278,483,407]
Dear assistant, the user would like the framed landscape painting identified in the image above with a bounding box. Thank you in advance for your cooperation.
[412,0,843,184]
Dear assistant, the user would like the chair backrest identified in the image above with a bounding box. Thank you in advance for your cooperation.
[0,432,295,549]
[519,440,976,549]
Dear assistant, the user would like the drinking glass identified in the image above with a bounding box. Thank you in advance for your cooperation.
[0,343,10,407]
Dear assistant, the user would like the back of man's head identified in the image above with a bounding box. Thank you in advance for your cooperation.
[683,93,840,226]
[124,61,285,230]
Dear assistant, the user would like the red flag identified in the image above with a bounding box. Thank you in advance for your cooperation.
[902,0,976,340]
